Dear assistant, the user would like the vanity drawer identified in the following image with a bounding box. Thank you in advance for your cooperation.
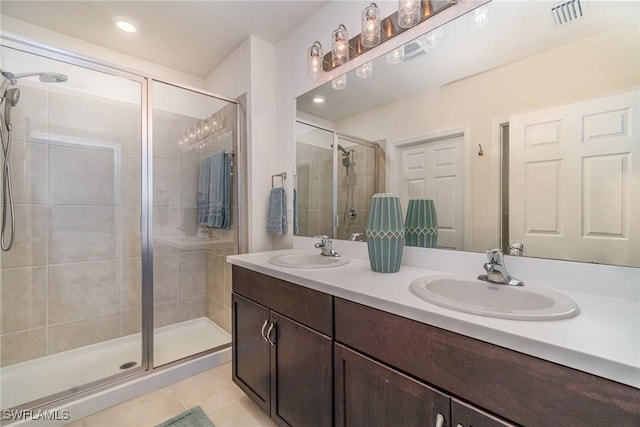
[334,297,640,426]
[232,266,333,336]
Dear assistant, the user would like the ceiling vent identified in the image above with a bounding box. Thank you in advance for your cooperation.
[552,0,584,25]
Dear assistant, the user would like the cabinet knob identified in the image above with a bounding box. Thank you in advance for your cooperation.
[435,413,445,427]
[260,319,270,343]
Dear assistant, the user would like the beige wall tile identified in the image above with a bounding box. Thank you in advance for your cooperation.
[49,207,116,264]
[153,254,178,304]
[153,157,179,208]
[116,207,142,259]
[1,266,47,334]
[206,253,225,304]
[48,313,120,354]
[154,207,180,239]
[120,257,142,311]
[119,154,142,207]
[153,301,178,328]
[0,205,48,269]
[48,260,119,324]
[8,141,48,205]
[0,327,47,366]
[152,109,181,160]
[178,296,206,322]
[178,252,206,299]
[49,145,115,206]
[122,309,142,335]
[207,297,230,333]
[179,160,200,209]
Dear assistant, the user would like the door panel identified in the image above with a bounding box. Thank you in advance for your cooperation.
[509,90,639,265]
[398,135,465,249]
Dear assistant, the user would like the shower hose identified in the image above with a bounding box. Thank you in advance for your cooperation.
[1,111,15,251]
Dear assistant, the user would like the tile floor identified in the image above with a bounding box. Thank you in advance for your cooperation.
[68,362,276,427]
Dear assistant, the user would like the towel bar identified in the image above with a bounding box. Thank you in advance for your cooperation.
[272,172,287,188]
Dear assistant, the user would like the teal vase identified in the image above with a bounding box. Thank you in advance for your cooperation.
[366,193,404,273]
[405,198,438,248]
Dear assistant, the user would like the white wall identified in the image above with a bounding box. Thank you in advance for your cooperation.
[205,36,278,252]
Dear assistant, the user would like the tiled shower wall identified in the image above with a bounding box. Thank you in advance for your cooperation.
[295,142,332,237]
[295,141,381,239]
[0,84,238,367]
[152,101,238,335]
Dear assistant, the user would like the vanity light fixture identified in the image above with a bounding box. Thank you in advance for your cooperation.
[468,4,491,29]
[361,3,381,48]
[331,24,350,67]
[386,46,405,64]
[313,0,456,72]
[114,17,137,33]
[308,41,324,79]
[398,0,421,28]
[332,75,347,90]
[356,62,373,79]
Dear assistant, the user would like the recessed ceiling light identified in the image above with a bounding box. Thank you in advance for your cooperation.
[115,18,137,33]
[312,96,325,104]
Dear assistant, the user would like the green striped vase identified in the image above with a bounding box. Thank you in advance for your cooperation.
[366,193,404,273]
[405,198,438,248]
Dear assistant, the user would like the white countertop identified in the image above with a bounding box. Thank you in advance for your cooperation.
[227,248,640,389]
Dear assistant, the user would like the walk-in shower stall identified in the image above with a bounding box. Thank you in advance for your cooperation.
[0,38,239,415]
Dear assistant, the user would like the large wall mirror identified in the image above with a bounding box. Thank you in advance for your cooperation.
[295,0,639,267]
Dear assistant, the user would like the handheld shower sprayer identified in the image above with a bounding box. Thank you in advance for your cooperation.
[3,88,20,131]
[0,68,67,251]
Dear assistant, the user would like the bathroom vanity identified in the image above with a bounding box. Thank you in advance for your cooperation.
[228,250,640,426]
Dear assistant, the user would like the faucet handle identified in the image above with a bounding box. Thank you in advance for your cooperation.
[486,248,504,264]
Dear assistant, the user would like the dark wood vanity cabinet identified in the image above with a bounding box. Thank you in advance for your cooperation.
[335,343,450,427]
[335,343,513,427]
[334,297,640,426]
[232,267,640,427]
[232,266,333,427]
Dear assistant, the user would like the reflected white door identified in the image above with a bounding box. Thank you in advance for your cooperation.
[509,90,639,265]
[398,135,465,250]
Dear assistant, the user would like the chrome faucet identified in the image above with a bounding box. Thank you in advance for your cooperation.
[314,235,340,257]
[478,248,524,286]
[349,232,364,242]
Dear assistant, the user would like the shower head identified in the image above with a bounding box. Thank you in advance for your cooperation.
[37,73,68,83]
[12,72,68,83]
[331,143,349,155]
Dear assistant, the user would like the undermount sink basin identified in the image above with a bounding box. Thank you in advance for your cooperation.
[410,275,580,321]
[269,252,350,269]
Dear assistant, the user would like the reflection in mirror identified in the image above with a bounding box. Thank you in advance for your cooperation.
[294,121,382,240]
[295,0,639,267]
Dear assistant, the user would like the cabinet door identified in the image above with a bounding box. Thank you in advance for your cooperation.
[232,293,271,414]
[452,399,515,427]
[270,312,333,427]
[335,343,450,427]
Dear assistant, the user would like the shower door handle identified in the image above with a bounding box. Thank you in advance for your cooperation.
[260,319,269,343]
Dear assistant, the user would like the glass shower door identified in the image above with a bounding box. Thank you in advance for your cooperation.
[294,122,334,238]
[336,135,378,241]
[151,81,235,367]
[0,45,145,409]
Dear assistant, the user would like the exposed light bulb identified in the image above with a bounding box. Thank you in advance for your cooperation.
[307,41,324,79]
[361,3,381,48]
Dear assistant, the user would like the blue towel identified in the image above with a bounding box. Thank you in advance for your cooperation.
[198,151,232,229]
[267,187,287,235]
